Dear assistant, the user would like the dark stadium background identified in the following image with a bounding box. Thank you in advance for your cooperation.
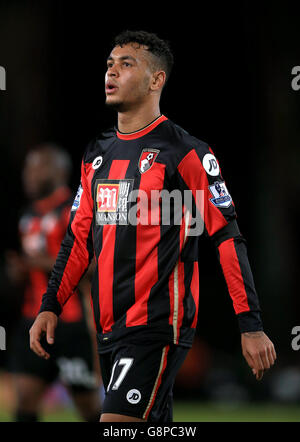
[0,0,299,420]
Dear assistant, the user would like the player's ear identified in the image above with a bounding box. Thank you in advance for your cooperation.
[150,70,166,92]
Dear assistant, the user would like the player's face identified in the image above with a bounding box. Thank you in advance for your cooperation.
[105,43,153,111]
[23,151,56,199]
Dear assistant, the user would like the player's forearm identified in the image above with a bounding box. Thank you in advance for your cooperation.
[39,290,62,316]
[38,240,72,316]
[213,222,263,333]
[39,261,89,317]
[39,232,92,316]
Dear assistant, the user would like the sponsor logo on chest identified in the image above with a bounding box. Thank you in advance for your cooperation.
[94,178,134,225]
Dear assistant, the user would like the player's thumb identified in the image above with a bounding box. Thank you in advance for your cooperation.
[46,321,55,345]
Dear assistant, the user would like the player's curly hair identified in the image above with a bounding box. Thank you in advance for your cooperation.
[113,30,174,82]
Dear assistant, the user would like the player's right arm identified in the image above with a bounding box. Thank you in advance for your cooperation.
[30,158,94,358]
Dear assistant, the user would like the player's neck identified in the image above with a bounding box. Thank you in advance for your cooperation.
[117,104,161,134]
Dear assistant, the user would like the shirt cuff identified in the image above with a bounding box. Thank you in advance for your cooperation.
[237,310,263,333]
[39,294,62,317]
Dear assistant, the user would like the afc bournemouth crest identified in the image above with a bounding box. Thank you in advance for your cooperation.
[138,148,160,174]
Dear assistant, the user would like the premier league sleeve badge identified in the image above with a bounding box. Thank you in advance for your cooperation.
[209,181,232,208]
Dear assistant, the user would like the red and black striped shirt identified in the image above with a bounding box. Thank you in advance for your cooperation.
[40,115,263,352]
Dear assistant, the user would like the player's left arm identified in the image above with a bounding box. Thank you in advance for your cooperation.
[211,222,276,380]
[176,143,276,380]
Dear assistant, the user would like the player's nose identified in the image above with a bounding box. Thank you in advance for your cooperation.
[107,64,119,78]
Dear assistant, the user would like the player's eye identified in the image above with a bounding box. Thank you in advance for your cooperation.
[123,62,131,67]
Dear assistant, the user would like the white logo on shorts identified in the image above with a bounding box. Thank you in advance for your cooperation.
[126,389,141,404]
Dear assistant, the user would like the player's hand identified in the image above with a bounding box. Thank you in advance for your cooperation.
[241,331,276,381]
[29,311,58,360]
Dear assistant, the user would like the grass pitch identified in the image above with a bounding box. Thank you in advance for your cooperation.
[0,401,299,422]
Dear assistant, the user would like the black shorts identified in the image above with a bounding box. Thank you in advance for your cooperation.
[99,341,189,422]
[8,317,98,393]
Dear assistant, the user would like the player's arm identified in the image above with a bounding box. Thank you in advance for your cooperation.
[211,219,276,380]
[176,143,276,380]
[30,159,94,359]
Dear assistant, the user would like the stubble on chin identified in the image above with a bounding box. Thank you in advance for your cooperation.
[105,98,127,112]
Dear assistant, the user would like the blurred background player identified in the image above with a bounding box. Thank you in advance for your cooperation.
[5,143,102,422]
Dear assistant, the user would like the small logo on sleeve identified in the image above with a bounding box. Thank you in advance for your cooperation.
[71,184,83,211]
[138,148,160,174]
[209,181,232,208]
[92,156,103,170]
[203,153,220,176]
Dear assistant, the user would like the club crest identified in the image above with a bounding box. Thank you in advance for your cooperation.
[138,148,160,174]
